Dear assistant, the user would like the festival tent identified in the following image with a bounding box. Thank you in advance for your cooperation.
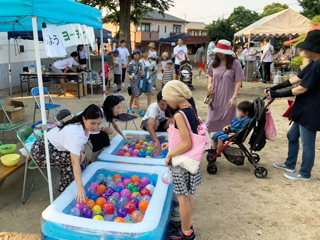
[0,0,104,203]
[284,24,320,45]
[159,33,191,43]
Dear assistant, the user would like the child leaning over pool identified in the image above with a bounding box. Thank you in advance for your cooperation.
[161,80,200,240]
[211,101,253,154]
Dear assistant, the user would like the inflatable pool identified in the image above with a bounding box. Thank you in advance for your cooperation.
[98,130,168,166]
[41,162,174,240]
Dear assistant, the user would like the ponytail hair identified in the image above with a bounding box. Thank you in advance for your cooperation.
[59,104,102,130]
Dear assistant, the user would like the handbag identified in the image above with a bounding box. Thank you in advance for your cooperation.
[265,112,276,141]
[168,110,207,174]
[283,99,294,125]
[204,91,213,104]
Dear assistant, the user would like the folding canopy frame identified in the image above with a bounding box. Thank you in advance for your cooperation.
[0,0,105,203]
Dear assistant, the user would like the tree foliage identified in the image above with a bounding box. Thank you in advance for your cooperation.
[260,2,289,17]
[205,18,236,42]
[299,0,320,19]
[228,6,260,30]
[311,15,320,25]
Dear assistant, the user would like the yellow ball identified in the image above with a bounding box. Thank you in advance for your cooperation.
[145,156,152,158]
[93,215,104,221]
[92,205,102,215]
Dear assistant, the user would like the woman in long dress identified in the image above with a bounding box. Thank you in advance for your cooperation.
[206,40,245,133]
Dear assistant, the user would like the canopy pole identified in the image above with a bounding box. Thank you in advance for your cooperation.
[101,29,106,101]
[87,45,93,98]
[32,16,54,204]
[245,35,251,82]
[8,39,12,96]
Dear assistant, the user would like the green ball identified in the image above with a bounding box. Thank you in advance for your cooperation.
[139,143,143,146]
[140,148,146,153]
[105,174,112,178]
[126,183,135,190]
[146,146,153,152]
[125,221,133,224]
[131,187,140,193]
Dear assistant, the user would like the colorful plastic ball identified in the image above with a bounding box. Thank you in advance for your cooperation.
[93,215,104,221]
[140,177,150,187]
[74,202,85,211]
[85,199,95,208]
[127,150,134,155]
[139,200,149,212]
[103,202,115,214]
[106,175,113,181]
[117,153,124,156]
[124,152,131,157]
[81,206,93,218]
[86,192,92,199]
[131,192,141,200]
[121,189,132,200]
[91,194,99,202]
[124,201,136,214]
[133,182,140,187]
[133,149,140,153]
[100,181,107,187]
[126,183,135,190]
[96,197,107,208]
[145,184,155,194]
[145,156,152,158]
[135,144,141,149]
[101,192,111,201]
[139,140,144,144]
[140,188,151,196]
[138,152,145,158]
[131,210,144,223]
[107,196,118,207]
[146,146,153,152]
[145,152,152,157]
[122,175,130,181]
[137,184,144,191]
[126,220,133,224]
[95,190,103,197]
[130,197,140,208]
[149,180,156,187]
[123,179,132,185]
[115,186,123,194]
[113,174,121,180]
[87,185,96,194]
[97,185,107,193]
[149,141,155,145]
[108,182,117,190]
[117,206,128,218]
[117,183,126,188]
[131,176,140,183]
[141,195,151,202]
[104,214,113,221]
[69,207,80,216]
[114,217,125,223]
[112,192,120,199]
[92,205,102,215]
[141,145,147,149]
[140,148,146,153]
[131,187,140,194]
[90,182,99,189]
[96,174,106,183]
[133,140,139,144]
[118,196,128,207]
[113,178,122,185]
[162,171,173,185]
[122,146,128,151]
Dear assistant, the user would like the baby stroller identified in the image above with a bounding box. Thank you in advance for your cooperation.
[206,96,274,179]
[180,60,194,90]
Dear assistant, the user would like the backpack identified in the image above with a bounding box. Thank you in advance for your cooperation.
[249,98,266,151]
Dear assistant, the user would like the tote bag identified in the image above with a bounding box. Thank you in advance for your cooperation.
[265,112,276,141]
[168,110,207,174]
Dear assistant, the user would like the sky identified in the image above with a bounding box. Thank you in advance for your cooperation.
[167,0,302,24]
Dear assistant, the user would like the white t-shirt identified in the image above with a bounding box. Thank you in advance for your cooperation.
[142,102,166,122]
[243,47,256,61]
[47,123,89,156]
[280,48,290,61]
[262,43,274,63]
[174,45,188,65]
[207,42,216,65]
[117,47,130,66]
[53,57,78,70]
[114,57,122,75]
[149,50,158,60]
[78,50,88,68]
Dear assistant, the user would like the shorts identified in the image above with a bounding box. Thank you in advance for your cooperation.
[52,66,63,73]
[104,77,109,86]
[198,62,205,68]
[174,64,180,75]
[140,119,168,132]
[114,74,121,85]
[172,166,202,197]
[89,131,110,152]
[212,131,230,142]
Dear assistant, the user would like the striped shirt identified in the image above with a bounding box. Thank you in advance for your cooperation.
[163,69,173,85]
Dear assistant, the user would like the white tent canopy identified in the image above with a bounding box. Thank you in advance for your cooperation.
[234,8,311,38]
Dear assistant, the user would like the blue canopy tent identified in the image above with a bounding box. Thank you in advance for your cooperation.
[159,33,191,43]
[0,0,104,203]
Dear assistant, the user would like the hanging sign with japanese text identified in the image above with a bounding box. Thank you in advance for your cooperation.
[42,24,67,57]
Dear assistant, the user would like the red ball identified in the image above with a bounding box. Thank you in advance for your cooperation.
[95,190,103,197]
[124,201,136,214]
[140,188,151,196]
[103,201,115,214]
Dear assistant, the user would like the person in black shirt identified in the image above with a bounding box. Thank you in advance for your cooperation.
[266,30,320,181]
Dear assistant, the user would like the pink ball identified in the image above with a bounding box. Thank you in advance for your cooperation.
[117,182,126,188]
[141,145,147,149]
[119,150,126,154]
[74,202,85,211]
[123,179,132,185]
[134,181,140,187]
[90,182,99,189]
[121,189,132,200]
[114,178,122,184]
[112,192,121,199]
[140,177,149,187]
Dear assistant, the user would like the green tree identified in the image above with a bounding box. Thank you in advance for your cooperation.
[228,6,260,31]
[80,0,174,52]
[260,2,289,17]
[298,0,320,19]
[205,18,236,42]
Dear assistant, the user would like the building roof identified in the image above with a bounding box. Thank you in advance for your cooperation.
[143,11,188,23]
[185,22,206,30]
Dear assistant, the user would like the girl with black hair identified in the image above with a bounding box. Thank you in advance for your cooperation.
[90,95,132,162]
[31,104,103,201]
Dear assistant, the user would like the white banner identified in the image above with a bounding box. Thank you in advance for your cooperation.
[42,24,67,57]
[56,24,81,48]
[86,26,97,51]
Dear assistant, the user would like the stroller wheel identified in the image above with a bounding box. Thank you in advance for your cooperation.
[206,152,217,163]
[251,153,260,163]
[254,167,268,179]
[207,163,218,175]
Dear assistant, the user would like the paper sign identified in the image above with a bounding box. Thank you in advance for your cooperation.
[42,24,67,57]
[56,24,81,48]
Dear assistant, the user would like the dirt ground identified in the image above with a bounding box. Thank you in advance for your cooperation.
[1,69,320,240]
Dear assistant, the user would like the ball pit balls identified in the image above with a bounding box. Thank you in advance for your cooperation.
[117,182,126,188]
[96,197,107,208]
[107,196,118,207]
[108,182,117,190]
[69,207,80,216]
[104,214,113,221]
[137,184,144,191]
[81,206,93,218]
[74,202,85,211]
[149,180,156,187]
[131,187,140,194]
[145,156,152,158]
[93,215,104,221]
[131,210,144,223]
[103,202,115,214]
[97,184,106,193]
[139,200,149,212]
[95,190,103,197]
[85,199,95,208]
[130,197,140,208]
[92,205,102,215]
[140,177,150,187]
[124,152,131,157]
[124,201,136,214]
[113,178,122,184]
[131,192,141,199]
[113,174,121,180]
[114,217,125,223]
[121,189,132,200]
[118,197,128,207]
[131,176,140,183]
[115,186,123,194]
[111,192,120,199]
[135,144,141,149]
[133,182,140,187]
[146,184,155,194]
[117,206,128,218]
[90,182,99,189]
[126,183,135,190]
[141,195,151,202]
[123,179,132,185]
[101,191,111,201]
[96,174,106,183]
[141,188,151,196]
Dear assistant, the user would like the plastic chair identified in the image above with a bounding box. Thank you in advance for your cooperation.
[54,109,74,126]
[113,95,138,130]
[17,126,59,204]
[0,102,21,145]
[32,87,61,124]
